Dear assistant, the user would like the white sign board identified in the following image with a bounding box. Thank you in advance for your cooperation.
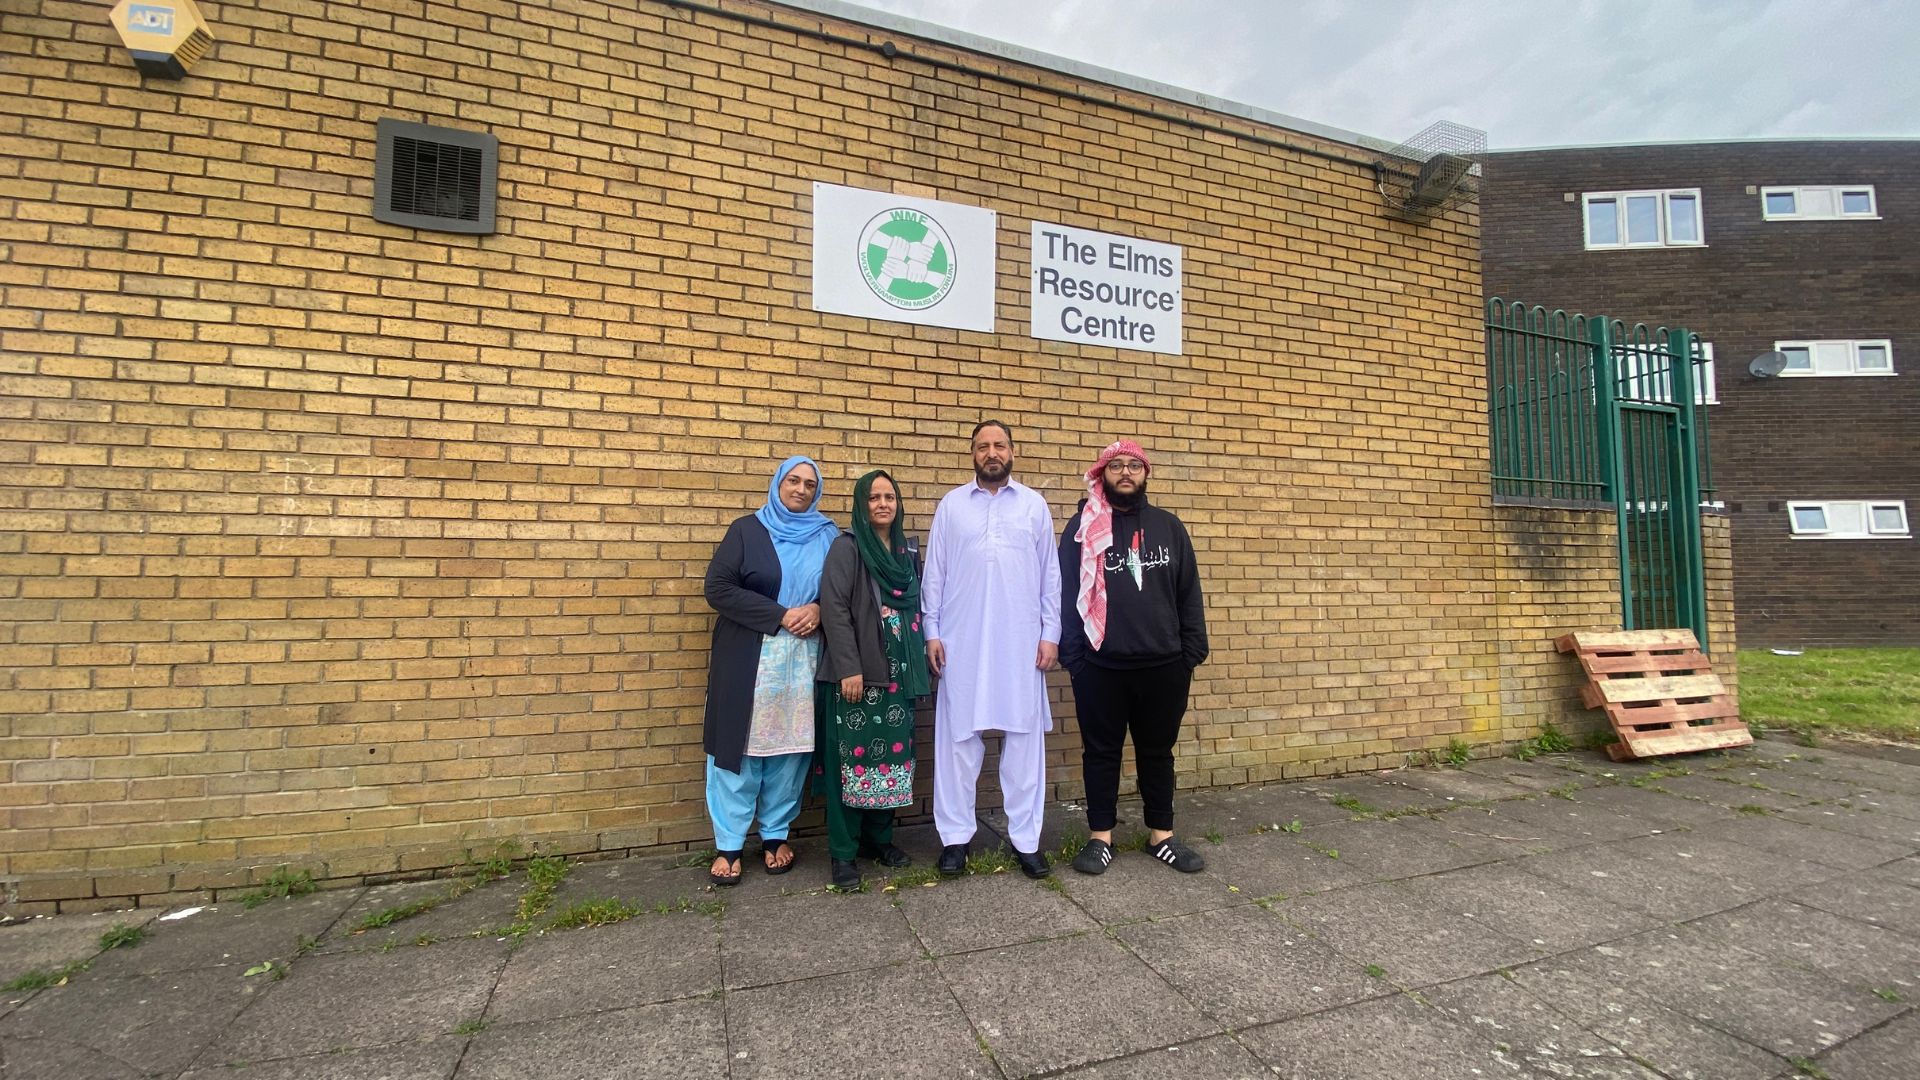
[1029,223,1182,355]
[811,183,997,332]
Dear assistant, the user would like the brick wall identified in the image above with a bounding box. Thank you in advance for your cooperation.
[1481,142,1920,648]
[1,0,1666,912]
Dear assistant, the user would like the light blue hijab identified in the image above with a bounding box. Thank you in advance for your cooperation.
[754,455,838,607]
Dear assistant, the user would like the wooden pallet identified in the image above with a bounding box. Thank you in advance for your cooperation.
[1554,628,1749,761]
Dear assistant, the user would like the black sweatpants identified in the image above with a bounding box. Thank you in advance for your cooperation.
[1070,660,1192,833]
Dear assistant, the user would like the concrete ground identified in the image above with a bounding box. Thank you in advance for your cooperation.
[3,738,1918,1079]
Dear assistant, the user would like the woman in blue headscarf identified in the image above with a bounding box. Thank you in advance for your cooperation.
[701,455,840,886]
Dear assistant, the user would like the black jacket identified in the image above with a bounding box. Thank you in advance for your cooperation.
[816,533,892,685]
[1059,497,1208,674]
[702,515,794,773]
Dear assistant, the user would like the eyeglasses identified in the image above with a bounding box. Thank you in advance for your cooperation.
[1104,460,1146,475]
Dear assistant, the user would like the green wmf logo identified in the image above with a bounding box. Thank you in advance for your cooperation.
[859,209,955,310]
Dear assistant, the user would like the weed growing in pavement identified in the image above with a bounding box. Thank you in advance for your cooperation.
[1363,964,1386,978]
[885,864,943,890]
[1036,875,1066,895]
[676,847,721,869]
[1304,840,1339,860]
[1511,723,1573,761]
[294,934,319,958]
[514,855,569,925]
[1735,804,1773,816]
[1789,1057,1832,1080]
[1203,825,1225,844]
[98,923,146,950]
[1114,830,1151,854]
[4,960,89,991]
[454,1018,490,1035]
[1055,830,1088,860]
[240,866,317,909]
[1546,783,1579,800]
[355,897,442,933]
[1445,738,1472,766]
[413,934,438,947]
[546,898,643,929]
[1582,730,1621,752]
[964,849,1019,875]
[1331,794,1378,818]
[1871,988,1903,1003]
[1281,819,1303,834]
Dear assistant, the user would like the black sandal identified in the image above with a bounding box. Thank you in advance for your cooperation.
[762,838,795,875]
[709,849,743,888]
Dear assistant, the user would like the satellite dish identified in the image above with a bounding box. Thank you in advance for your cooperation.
[1749,351,1791,378]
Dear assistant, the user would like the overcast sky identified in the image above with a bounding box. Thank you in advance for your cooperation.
[840,0,1919,149]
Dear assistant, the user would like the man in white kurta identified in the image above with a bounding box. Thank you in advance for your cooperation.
[923,420,1062,879]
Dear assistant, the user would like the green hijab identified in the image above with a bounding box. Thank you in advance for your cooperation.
[852,469,930,699]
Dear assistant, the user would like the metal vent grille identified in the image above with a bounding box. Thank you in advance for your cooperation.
[373,118,497,235]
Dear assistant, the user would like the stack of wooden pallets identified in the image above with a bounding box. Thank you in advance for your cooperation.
[1553,628,1749,761]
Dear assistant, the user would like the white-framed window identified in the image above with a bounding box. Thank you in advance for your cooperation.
[1774,338,1896,377]
[1614,340,1717,405]
[1761,185,1878,220]
[1788,500,1910,539]
[1584,189,1704,249]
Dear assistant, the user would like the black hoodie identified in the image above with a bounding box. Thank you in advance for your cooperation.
[1058,495,1208,674]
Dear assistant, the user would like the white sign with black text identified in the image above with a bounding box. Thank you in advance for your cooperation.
[811,182,997,333]
[1029,223,1182,355]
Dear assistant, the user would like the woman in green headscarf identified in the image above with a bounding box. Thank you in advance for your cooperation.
[815,469,933,892]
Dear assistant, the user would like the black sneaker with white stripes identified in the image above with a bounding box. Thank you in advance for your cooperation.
[1071,837,1114,876]
[1146,837,1205,873]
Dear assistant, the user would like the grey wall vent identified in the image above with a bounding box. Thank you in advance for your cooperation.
[373,118,498,235]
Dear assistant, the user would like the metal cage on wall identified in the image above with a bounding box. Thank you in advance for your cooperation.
[1486,299,1714,648]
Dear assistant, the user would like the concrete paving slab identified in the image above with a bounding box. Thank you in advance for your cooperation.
[1049,1034,1271,1079]
[1652,773,1814,812]
[1390,764,1547,805]
[1682,898,1920,994]
[939,934,1214,1079]
[1777,805,1920,848]
[0,1036,146,1080]
[457,997,729,1080]
[1235,991,1531,1079]
[0,912,148,984]
[720,888,921,989]
[202,937,509,1065]
[1863,854,1920,890]
[1424,973,1661,1080]
[487,910,720,1025]
[1564,782,1744,828]
[1190,831,1366,898]
[0,964,260,1076]
[1395,863,1661,952]
[1286,816,1504,882]
[1794,874,1920,937]
[715,843,837,902]
[546,857,719,915]
[895,869,1097,956]
[1517,843,1765,921]
[1580,927,1906,1058]
[1188,783,1356,831]
[1300,775,1458,815]
[1507,955,1793,1080]
[1692,814,1916,871]
[1277,881,1538,987]
[1805,1010,1920,1080]
[88,891,360,977]
[1613,831,1841,894]
[726,959,992,1080]
[322,877,524,953]
[1053,848,1243,925]
[175,1037,465,1079]
[1443,794,1658,849]
[1114,904,1388,1027]
[1461,756,1595,792]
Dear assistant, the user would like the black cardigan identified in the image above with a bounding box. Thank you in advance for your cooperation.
[816,534,891,686]
[702,515,795,773]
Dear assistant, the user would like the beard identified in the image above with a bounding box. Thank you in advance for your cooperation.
[1102,478,1147,510]
[974,457,1012,484]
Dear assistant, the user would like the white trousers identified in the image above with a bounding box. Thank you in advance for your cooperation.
[934,728,1047,853]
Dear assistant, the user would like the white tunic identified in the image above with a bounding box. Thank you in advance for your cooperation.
[922,478,1062,740]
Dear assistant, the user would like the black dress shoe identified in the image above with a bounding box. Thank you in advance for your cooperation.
[937,843,969,877]
[859,842,912,868]
[1015,849,1052,879]
[830,858,863,892]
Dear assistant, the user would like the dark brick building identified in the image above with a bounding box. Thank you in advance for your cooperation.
[1481,140,1920,648]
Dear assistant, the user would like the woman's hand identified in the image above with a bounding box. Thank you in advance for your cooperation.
[840,674,864,702]
[781,603,820,637]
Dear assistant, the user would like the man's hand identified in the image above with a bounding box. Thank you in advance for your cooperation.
[1035,641,1058,672]
[926,638,946,677]
[840,674,864,703]
[781,603,820,637]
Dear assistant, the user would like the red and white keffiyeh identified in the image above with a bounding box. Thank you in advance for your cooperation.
[1073,439,1151,651]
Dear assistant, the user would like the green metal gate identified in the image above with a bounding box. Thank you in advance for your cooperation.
[1487,300,1712,648]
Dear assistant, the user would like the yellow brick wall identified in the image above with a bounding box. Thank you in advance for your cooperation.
[0,0,1721,911]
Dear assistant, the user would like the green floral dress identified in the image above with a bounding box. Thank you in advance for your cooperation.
[822,602,916,809]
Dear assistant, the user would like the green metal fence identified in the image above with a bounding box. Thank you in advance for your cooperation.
[1487,299,1713,648]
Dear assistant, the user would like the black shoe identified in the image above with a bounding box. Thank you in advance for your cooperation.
[1146,837,1205,873]
[937,844,969,877]
[1071,838,1114,876]
[1015,849,1051,879]
[830,858,862,892]
[859,842,912,868]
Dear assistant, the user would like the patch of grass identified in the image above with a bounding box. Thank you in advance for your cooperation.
[4,959,89,991]
[546,897,643,929]
[1511,723,1574,761]
[466,839,521,882]
[964,848,1018,875]
[98,923,147,950]
[1871,987,1903,1003]
[885,864,943,890]
[1582,729,1621,752]
[240,866,317,909]
[354,896,442,933]
[1546,783,1579,800]
[1444,738,1472,766]
[1363,963,1386,978]
[1735,804,1773,816]
[1202,825,1224,844]
[1331,794,1378,818]
[1739,648,1920,743]
[1113,829,1151,854]
[1036,874,1065,894]
[1789,1057,1832,1080]
[1055,830,1088,860]
[453,1018,490,1035]
[513,855,569,929]
[675,847,720,869]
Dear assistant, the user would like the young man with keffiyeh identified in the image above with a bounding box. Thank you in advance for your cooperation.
[1058,440,1210,875]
